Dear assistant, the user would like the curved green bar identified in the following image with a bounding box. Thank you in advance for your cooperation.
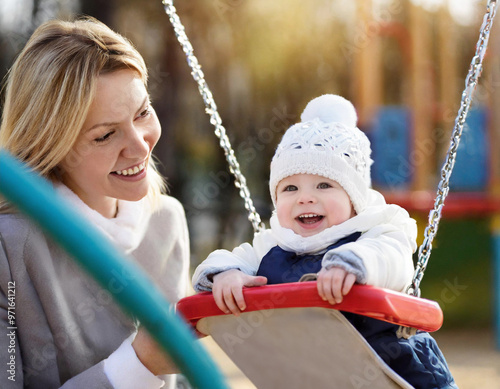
[0,151,228,389]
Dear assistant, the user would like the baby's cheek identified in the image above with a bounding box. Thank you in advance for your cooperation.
[275,203,289,226]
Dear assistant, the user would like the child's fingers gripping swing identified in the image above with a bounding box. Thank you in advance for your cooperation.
[317,267,356,305]
[212,269,268,315]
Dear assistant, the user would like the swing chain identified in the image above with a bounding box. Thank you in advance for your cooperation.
[407,0,498,297]
[162,0,266,233]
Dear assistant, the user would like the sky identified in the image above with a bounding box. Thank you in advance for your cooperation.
[0,0,31,31]
[411,0,481,25]
[0,0,77,32]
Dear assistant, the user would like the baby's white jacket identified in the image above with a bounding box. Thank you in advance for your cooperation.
[192,189,417,293]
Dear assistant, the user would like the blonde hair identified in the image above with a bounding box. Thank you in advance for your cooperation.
[0,17,166,213]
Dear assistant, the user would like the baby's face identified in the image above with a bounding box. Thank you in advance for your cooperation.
[275,174,355,237]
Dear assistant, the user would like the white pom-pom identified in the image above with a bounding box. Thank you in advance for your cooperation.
[300,94,357,127]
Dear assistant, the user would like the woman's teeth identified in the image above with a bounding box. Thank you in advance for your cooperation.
[114,162,146,176]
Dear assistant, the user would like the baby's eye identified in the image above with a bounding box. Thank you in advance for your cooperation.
[317,182,332,189]
[283,185,298,192]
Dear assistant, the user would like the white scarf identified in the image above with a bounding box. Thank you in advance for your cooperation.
[54,183,152,254]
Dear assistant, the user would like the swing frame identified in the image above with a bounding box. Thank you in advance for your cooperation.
[163,0,498,337]
[164,2,497,387]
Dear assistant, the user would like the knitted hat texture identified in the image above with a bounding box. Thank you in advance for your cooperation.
[269,94,373,214]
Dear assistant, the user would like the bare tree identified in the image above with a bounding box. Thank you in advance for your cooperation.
[79,0,116,24]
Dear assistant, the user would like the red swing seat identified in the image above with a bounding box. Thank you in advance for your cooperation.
[176,282,443,334]
[176,282,442,388]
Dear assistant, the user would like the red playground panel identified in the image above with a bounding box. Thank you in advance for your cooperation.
[384,191,500,218]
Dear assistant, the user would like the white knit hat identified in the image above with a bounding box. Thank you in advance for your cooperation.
[269,94,373,214]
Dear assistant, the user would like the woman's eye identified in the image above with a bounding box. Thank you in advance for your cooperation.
[283,185,298,192]
[138,106,152,119]
[94,131,114,143]
[318,182,332,189]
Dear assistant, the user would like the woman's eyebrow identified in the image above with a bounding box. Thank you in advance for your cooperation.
[85,96,149,133]
[86,121,118,133]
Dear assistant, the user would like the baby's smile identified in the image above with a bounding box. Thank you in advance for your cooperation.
[297,213,324,224]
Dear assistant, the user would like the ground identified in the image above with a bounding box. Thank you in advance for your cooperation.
[433,329,500,389]
[199,328,500,388]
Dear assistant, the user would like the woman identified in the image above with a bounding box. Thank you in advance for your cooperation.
[0,17,190,388]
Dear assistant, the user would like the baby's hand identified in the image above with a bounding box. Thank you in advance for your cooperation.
[212,269,267,316]
[317,267,356,305]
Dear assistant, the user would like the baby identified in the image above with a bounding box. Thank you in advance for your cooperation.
[193,94,457,388]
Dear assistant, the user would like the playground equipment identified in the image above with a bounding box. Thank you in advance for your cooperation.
[0,1,497,387]
[0,152,229,389]
[163,0,499,386]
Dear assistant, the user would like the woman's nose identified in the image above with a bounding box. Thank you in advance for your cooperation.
[122,126,150,160]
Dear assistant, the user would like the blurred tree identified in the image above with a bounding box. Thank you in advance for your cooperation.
[80,0,116,25]
[0,0,493,266]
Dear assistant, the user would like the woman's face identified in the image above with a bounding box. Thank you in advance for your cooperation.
[59,69,161,218]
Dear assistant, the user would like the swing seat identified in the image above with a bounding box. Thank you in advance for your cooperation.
[177,282,443,332]
[176,283,442,388]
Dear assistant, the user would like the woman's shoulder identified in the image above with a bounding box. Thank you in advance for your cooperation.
[0,213,38,242]
[149,194,187,227]
[158,194,184,211]
[0,213,50,270]
[156,194,185,216]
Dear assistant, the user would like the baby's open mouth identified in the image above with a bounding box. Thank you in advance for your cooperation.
[297,214,324,224]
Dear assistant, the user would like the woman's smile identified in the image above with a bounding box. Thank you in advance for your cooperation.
[111,160,147,177]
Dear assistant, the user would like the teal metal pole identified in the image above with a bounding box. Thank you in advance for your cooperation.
[0,151,228,388]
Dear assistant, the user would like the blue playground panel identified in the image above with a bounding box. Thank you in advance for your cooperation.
[370,106,489,192]
[370,106,412,190]
[0,151,228,389]
[449,107,489,192]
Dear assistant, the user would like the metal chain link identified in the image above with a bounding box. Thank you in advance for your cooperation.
[162,0,265,233]
[408,0,498,297]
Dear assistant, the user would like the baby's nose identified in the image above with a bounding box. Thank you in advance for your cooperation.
[298,192,317,204]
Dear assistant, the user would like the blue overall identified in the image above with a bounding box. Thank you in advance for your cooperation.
[256,232,457,389]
